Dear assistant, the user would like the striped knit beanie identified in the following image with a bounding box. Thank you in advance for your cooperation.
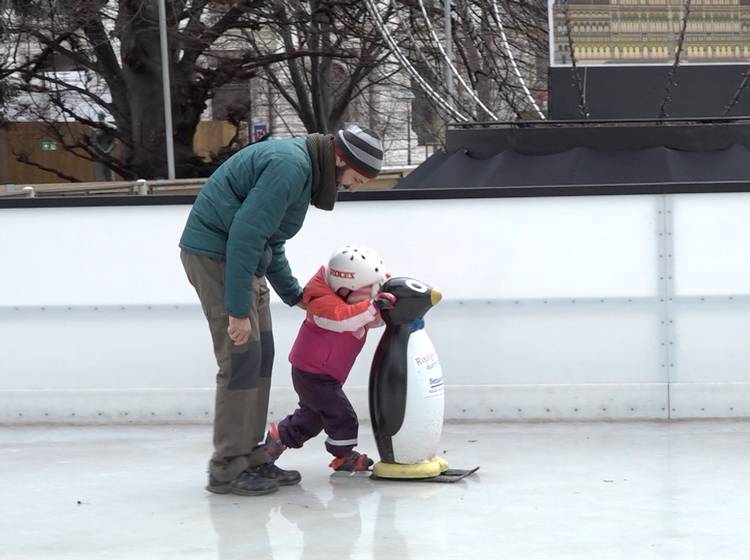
[333,125,384,178]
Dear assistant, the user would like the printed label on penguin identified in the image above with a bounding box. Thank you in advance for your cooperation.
[429,375,444,394]
[392,329,445,464]
[412,348,444,398]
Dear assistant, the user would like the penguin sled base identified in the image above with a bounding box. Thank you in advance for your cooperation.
[368,277,479,483]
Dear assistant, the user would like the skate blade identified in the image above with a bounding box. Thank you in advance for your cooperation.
[330,470,372,479]
[371,466,479,483]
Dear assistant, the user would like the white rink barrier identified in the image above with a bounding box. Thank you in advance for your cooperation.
[2,194,750,423]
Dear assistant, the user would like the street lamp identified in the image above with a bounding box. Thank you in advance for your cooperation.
[158,0,176,179]
[397,90,416,165]
[445,0,454,109]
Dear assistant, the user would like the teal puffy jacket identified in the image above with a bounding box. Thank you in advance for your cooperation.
[180,138,313,318]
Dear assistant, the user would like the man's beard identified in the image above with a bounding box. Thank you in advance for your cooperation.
[336,165,350,190]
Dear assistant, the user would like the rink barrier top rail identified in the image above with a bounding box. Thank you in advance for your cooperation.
[2,179,750,208]
[0,166,415,203]
[447,115,750,128]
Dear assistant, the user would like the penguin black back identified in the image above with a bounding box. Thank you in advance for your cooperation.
[369,277,442,461]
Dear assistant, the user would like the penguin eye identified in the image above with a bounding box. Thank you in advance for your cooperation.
[405,279,428,293]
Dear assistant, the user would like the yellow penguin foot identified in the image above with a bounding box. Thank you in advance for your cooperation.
[372,457,449,479]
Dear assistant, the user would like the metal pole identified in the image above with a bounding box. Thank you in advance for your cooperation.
[547,0,556,67]
[406,104,412,165]
[158,0,176,180]
[444,0,454,109]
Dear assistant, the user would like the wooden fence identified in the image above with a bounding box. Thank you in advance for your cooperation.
[0,121,236,185]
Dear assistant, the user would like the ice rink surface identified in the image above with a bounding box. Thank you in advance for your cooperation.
[2,421,750,559]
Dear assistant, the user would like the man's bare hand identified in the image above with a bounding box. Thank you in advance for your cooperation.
[228,316,252,346]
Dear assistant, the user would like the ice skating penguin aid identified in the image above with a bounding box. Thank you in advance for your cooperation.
[368,278,478,481]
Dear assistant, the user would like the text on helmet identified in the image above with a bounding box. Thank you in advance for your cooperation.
[329,268,356,279]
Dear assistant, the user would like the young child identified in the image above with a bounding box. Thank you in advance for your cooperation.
[264,243,396,472]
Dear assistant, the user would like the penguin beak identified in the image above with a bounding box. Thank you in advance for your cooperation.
[430,289,442,305]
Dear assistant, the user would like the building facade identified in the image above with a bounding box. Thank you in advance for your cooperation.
[552,0,750,65]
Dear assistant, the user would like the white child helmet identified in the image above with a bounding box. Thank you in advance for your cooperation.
[326,243,387,294]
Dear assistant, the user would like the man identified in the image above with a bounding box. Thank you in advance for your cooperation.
[180,125,384,496]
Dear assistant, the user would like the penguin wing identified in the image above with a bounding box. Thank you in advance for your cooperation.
[370,327,409,437]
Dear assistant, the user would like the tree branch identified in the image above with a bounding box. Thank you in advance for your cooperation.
[13,150,84,182]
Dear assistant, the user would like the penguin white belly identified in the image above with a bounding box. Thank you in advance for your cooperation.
[390,329,445,463]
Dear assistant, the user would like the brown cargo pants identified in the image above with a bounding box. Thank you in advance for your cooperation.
[181,250,274,482]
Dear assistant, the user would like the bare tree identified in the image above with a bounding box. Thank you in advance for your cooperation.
[392,0,548,125]
[0,1,24,125]
[2,0,551,181]
[2,0,328,179]
[246,0,401,134]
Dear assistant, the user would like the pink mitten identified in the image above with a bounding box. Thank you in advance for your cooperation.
[372,292,397,310]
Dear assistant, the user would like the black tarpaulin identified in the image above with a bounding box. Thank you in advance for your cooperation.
[396,144,750,189]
